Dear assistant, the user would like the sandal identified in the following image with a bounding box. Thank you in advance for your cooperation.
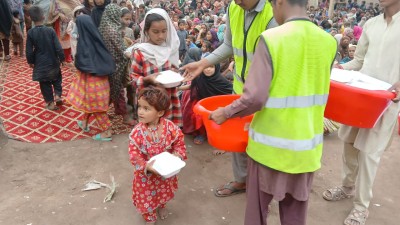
[45,102,59,111]
[193,135,206,145]
[323,186,354,201]
[92,134,112,142]
[77,121,90,132]
[344,208,368,225]
[214,181,246,197]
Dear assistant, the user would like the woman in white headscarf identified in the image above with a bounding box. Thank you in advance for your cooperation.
[129,8,182,127]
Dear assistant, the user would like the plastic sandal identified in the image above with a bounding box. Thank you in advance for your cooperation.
[323,186,354,201]
[193,135,206,145]
[214,181,246,197]
[77,121,90,132]
[92,134,112,142]
[344,208,368,225]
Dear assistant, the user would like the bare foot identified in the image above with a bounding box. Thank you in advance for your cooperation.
[158,207,168,220]
[55,96,63,106]
[212,149,225,156]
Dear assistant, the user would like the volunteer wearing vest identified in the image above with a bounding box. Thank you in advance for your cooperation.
[323,0,400,224]
[209,0,337,223]
[182,0,276,197]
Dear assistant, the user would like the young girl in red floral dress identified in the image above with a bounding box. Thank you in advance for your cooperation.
[130,8,182,127]
[129,87,186,224]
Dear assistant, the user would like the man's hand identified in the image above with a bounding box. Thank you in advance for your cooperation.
[333,63,343,69]
[228,61,235,72]
[388,81,400,103]
[181,60,206,81]
[209,107,227,125]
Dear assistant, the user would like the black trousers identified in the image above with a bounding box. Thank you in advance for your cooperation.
[39,75,62,103]
[0,39,10,56]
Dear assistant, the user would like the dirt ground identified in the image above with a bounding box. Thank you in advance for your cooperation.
[0,129,399,225]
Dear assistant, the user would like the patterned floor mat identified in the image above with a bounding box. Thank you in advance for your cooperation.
[0,56,132,143]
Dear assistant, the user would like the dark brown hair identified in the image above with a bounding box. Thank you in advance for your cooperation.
[138,86,170,112]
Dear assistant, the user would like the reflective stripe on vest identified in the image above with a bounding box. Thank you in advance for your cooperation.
[265,94,328,108]
[233,47,254,62]
[249,128,324,151]
[233,71,243,83]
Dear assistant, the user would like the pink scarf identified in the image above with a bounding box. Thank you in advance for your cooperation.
[353,26,363,41]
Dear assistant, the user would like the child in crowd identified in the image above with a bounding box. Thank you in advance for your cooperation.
[121,7,135,41]
[340,35,350,55]
[176,20,188,61]
[137,4,146,23]
[201,40,212,58]
[119,0,127,8]
[120,7,137,122]
[67,6,85,60]
[26,6,65,110]
[55,12,73,63]
[11,10,24,57]
[129,86,186,225]
[217,24,226,44]
[172,13,179,29]
[130,8,182,127]
[23,0,32,33]
[205,29,219,50]
[99,4,134,125]
[180,49,232,147]
[66,15,115,141]
[186,35,197,49]
[340,44,356,64]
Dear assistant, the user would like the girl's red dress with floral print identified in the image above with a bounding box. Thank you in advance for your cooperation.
[129,118,187,215]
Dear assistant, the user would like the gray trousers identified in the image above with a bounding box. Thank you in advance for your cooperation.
[232,152,248,183]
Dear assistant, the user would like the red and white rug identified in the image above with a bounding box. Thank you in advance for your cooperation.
[0,56,132,143]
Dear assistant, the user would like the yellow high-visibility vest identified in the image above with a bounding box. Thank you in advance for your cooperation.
[247,19,337,174]
[229,2,273,94]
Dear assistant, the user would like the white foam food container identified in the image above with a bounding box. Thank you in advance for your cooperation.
[156,70,184,88]
[149,152,186,179]
[330,69,392,91]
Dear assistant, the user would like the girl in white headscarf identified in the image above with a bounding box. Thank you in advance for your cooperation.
[129,8,182,127]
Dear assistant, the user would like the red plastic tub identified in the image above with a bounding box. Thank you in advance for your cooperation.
[324,80,395,128]
[193,95,253,152]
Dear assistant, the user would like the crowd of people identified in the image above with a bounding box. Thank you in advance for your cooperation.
[0,0,399,225]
